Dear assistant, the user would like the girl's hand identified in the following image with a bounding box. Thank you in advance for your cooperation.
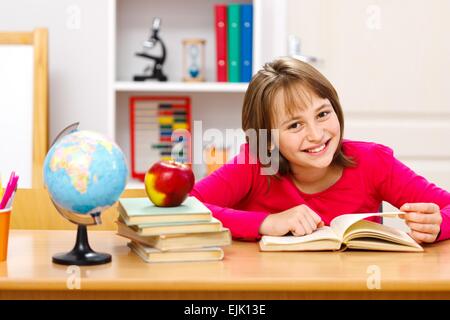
[400,203,442,243]
[259,204,325,236]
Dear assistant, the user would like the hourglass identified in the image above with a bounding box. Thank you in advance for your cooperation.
[182,39,206,82]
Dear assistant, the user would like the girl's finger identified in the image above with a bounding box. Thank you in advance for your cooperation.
[298,215,313,235]
[401,203,440,214]
[303,206,323,225]
[410,230,437,243]
[407,232,422,244]
[406,221,440,234]
[404,212,440,224]
[291,222,306,236]
[302,211,318,233]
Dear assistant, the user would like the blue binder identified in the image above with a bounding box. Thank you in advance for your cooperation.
[240,4,253,82]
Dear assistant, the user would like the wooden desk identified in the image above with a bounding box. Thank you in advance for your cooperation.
[1,230,450,299]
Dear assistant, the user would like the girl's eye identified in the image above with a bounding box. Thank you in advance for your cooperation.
[318,111,330,118]
[288,122,302,130]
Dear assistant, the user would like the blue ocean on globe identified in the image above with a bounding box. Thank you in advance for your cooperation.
[43,130,128,215]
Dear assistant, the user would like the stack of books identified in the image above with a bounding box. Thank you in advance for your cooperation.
[116,196,231,263]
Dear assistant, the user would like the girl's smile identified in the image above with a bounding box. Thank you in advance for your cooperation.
[301,138,331,155]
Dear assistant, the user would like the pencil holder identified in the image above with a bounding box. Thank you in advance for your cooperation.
[0,207,11,262]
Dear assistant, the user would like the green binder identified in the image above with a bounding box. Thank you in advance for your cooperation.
[227,4,241,82]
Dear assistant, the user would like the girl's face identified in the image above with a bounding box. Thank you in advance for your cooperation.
[273,87,341,170]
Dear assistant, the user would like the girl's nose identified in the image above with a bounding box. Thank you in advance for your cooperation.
[306,123,324,142]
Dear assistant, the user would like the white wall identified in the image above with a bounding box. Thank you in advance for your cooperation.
[0,46,34,187]
[287,0,450,190]
[0,0,113,142]
[287,0,450,231]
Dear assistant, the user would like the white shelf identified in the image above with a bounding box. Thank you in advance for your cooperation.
[115,81,248,93]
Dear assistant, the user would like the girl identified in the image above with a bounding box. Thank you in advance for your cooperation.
[190,57,450,244]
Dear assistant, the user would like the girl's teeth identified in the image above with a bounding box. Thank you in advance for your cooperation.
[307,144,325,153]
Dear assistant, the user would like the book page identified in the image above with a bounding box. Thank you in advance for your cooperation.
[345,238,423,252]
[330,212,404,240]
[261,226,341,245]
[343,219,420,248]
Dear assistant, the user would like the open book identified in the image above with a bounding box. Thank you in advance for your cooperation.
[259,212,423,252]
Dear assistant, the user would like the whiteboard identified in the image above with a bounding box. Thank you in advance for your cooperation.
[0,45,34,188]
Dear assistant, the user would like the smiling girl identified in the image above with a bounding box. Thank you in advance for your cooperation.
[190,57,450,244]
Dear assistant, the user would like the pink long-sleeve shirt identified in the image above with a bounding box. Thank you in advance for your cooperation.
[190,140,450,242]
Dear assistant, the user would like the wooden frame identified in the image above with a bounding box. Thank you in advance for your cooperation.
[0,29,49,187]
[129,96,192,181]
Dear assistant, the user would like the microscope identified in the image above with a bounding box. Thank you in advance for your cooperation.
[133,17,168,82]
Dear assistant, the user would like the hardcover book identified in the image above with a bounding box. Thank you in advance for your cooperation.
[259,212,423,252]
[118,196,211,225]
[128,241,224,263]
[117,220,231,251]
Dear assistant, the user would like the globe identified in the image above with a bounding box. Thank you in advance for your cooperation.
[43,130,128,216]
[43,129,128,266]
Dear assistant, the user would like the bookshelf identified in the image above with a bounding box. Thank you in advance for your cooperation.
[108,0,288,187]
[114,81,248,93]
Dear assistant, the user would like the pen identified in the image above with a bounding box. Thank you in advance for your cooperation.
[5,174,19,209]
[5,171,14,191]
[3,172,14,202]
[5,188,17,209]
[0,173,17,210]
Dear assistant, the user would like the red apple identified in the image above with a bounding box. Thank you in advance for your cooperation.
[144,160,195,207]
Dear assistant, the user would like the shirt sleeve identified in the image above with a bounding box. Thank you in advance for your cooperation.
[189,145,270,240]
[371,143,450,241]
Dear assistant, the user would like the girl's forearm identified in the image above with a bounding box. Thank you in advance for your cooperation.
[202,202,270,240]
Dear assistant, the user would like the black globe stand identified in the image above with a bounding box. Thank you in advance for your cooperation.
[52,225,111,266]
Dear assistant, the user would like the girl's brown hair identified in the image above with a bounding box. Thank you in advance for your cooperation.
[242,56,356,176]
